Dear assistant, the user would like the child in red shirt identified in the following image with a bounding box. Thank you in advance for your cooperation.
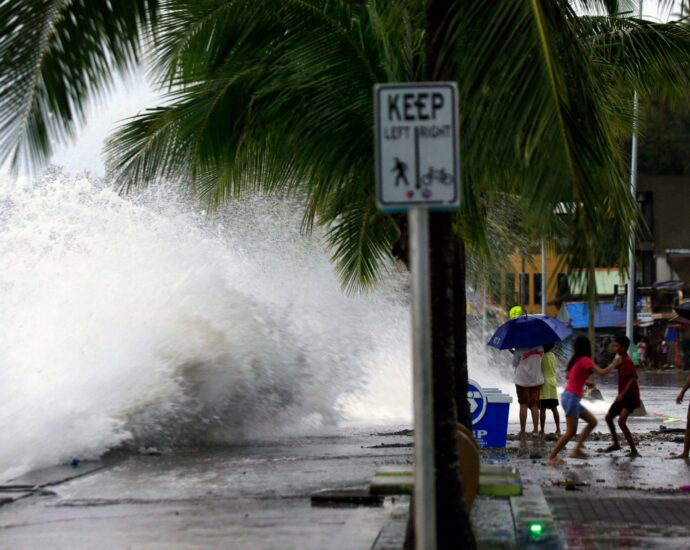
[602,335,641,457]
[547,336,616,465]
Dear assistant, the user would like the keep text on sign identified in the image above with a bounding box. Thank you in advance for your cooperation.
[374,83,459,211]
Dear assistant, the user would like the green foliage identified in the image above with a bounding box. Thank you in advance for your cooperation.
[2,0,690,297]
[0,0,158,172]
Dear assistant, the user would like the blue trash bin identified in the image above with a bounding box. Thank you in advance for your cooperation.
[467,379,512,448]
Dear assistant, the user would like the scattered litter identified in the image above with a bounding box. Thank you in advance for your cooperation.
[311,489,384,507]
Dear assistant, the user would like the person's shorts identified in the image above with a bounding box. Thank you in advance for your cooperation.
[607,398,640,418]
[540,399,559,410]
[516,385,542,408]
[561,390,585,418]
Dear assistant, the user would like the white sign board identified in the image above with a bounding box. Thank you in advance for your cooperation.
[375,82,459,212]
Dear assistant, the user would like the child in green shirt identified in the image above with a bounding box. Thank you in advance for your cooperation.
[540,343,561,436]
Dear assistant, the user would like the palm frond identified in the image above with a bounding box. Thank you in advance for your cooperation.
[583,15,690,108]
[451,0,639,303]
[322,197,400,293]
[106,0,424,290]
[0,0,158,172]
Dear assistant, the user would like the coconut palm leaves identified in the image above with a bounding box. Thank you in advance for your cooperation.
[106,0,420,290]
[454,1,689,291]
[0,0,158,171]
[1,1,689,291]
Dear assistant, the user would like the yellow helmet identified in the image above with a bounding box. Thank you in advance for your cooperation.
[509,305,523,319]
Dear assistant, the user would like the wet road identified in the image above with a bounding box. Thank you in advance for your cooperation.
[0,430,412,549]
[2,374,689,549]
[500,372,690,549]
[500,372,690,489]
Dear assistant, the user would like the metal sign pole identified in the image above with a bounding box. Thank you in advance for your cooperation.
[409,205,436,550]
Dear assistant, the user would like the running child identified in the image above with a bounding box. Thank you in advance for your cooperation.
[668,373,690,460]
[539,343,561,436]
[547,336,615,465]
[602,335,641,457]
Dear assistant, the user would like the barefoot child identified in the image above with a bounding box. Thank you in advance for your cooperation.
[547,336,614,465]
[512,346,544,440]
[669,374,690,459]
[602,335,641,457]
[539,343,561,436]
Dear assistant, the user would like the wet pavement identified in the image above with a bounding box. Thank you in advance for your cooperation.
[487,371,690,549]
[546,489,690,549]
[0,430,412,549]
[2,374,690,549]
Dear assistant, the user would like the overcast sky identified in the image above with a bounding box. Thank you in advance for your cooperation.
[51,74,158,175]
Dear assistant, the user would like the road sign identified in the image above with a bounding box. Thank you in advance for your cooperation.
[374,82,459,212]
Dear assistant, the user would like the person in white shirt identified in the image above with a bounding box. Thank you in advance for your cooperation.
[512,346,545,440]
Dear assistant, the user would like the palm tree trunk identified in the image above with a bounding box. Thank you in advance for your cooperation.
[429,215,475,546]
[426,1,475,547]
[454,235,472,429]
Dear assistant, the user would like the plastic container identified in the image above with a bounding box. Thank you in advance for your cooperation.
[468,379,513,448]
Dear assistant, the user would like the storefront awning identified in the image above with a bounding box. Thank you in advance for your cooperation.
[557,301,627,329]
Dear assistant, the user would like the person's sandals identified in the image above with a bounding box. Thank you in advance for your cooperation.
[625,451,641,458]
[667,454,689,460]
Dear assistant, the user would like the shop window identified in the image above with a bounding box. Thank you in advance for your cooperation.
[520,274,530,306]
[534,273,542,306]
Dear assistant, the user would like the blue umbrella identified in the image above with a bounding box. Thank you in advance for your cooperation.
[487,314,572,350]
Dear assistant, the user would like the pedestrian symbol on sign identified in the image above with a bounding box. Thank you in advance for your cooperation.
[392,157,409,186]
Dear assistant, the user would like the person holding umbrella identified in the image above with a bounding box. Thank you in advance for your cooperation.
[487,314,572,441]
[512,346,544,440]
[547,336,616,465]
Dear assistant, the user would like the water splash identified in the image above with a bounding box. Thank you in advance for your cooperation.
[0,169,411,481]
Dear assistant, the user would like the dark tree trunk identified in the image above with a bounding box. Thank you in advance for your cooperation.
[426,0,476,547]
[454,234,472,429]
[428,215,475,547]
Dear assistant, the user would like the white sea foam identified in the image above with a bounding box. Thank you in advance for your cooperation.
[0,169,413,481]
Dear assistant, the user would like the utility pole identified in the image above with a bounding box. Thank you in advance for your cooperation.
[625,0,643,349]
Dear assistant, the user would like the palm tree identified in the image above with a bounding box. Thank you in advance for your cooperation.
[2,1,689,547]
